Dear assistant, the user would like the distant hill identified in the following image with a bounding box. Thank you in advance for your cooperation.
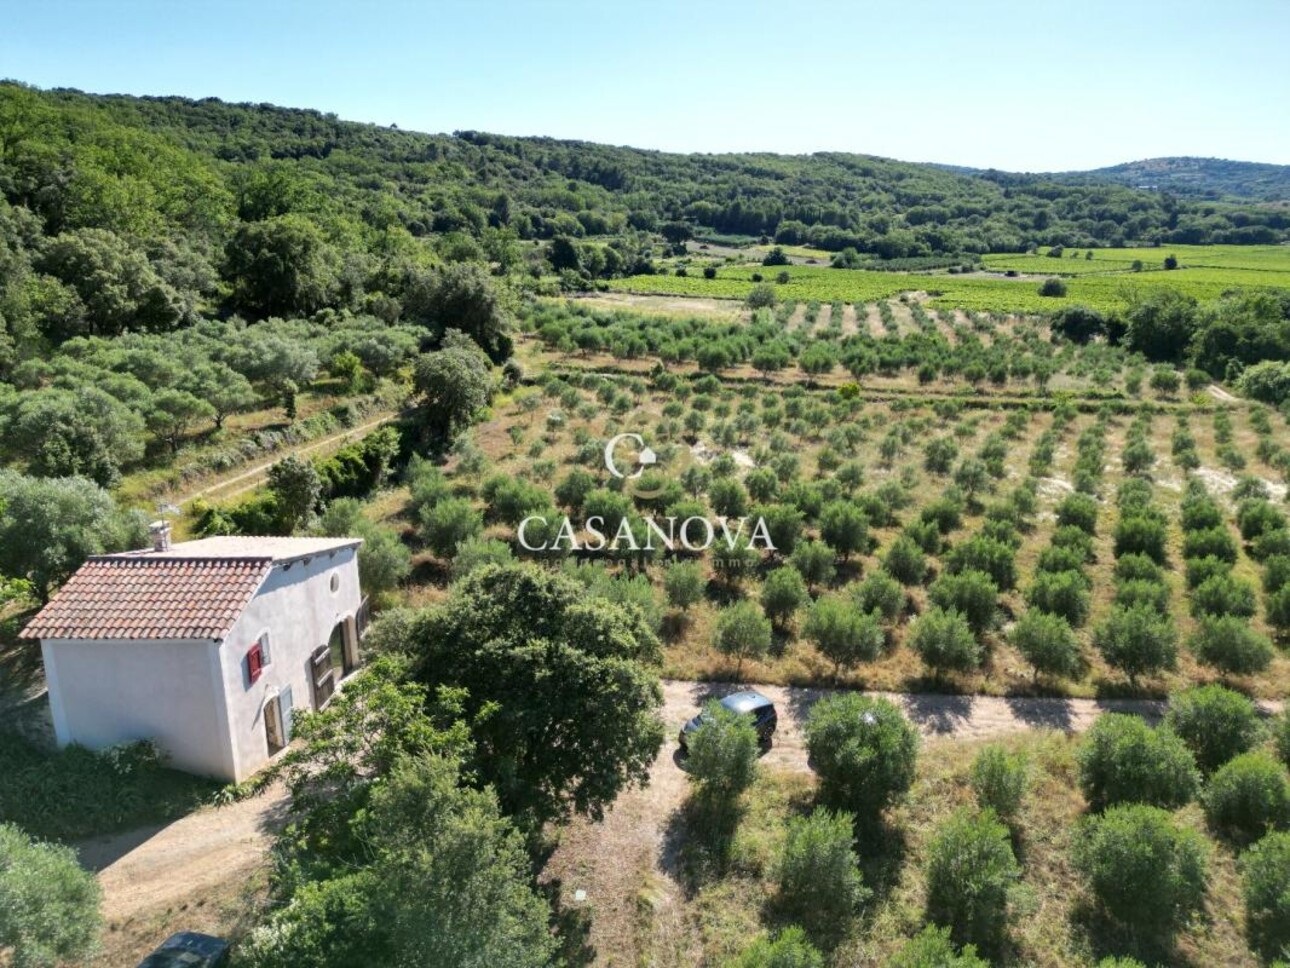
[1061,157,1290,202]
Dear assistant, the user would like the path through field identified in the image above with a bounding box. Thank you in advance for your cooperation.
[177,409,407,506]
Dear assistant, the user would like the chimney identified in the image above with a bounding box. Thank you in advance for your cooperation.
[149,520,172,553]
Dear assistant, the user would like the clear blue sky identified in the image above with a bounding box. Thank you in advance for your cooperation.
[3,0,1287,171]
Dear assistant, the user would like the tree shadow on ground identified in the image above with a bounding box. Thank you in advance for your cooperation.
[1069,898,1196,968]
[900,692,975,736]
[1002,695,1076,732]
[541,878,597,968]
[660,786,746,898]
[854,815,908,907]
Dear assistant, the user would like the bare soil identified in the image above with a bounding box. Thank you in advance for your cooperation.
[75,786,288,965]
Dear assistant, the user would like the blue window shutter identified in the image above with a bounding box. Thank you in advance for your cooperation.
[280,686,295,743]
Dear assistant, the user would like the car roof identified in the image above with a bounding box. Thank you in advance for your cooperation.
[137,932,229,967]
[720,690,773,714]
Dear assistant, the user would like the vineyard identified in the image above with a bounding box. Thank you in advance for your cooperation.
[608,243,1290,315]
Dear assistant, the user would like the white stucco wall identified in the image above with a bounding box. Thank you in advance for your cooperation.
[41,636,232,778]
[218,546,362,780]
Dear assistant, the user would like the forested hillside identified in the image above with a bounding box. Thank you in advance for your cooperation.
[1067,156,1290,202]
[4,81,1290,369]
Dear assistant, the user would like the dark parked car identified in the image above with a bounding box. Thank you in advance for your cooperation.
[137,932,230,968]
[678,690,778,751]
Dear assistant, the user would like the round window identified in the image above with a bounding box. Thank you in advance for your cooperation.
[330,573,340,594]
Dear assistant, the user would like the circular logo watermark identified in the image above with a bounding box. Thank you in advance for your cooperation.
[605,433,665,498]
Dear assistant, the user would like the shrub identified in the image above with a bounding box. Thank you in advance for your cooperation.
[854,570,905,621]
[730,927,824,968]
[971,746,1029,820]
[802,594,885,675]
[1026,569,1091,626]
[1180,496,1224,532]
[1237,500,1286,542]
[1184,554,1231,589]
[686,701,760,801]
[776,808,869,941]
[1252,528,1290,561]
[1276,710,1290,768]
[420,496,484,558]
[1203,752,1290,843]
[909,607,982,677]
[883,536,928,585]
[1050,524,1094,561]
[1036,544,1087,576]
[888,926,988,968]
[1056,493,1099,534]
[1113,515,1168,564]
[1241,831,1290,955]
[804,694,918,820]
[1093,604,1177,685]
[1188,616,1274,675]
[1038,277,1067,297]
[713,601,773,678]
[1182,526,1238,564]
[1165,684,1263,775]
[1011,610,1081,681]
[1077,713,1200,810]
[1114,575,1170,611]
[1113,553,1163,584]
[1268,585,1290,632]
[663,561,706,611]
[925,808,1019,949]
[1263,554,1290,594]
[1191,573,1258,619]
[747,284,777,309]
[761,567,808,629]
[1073,804,1208,933]
[0,823,103,968]
[929,570,998,635]
[946,535,1016,590]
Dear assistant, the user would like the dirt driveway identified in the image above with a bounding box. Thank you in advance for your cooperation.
[75,784,288,964]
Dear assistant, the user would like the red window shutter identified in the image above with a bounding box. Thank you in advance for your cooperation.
[247,643,264,684]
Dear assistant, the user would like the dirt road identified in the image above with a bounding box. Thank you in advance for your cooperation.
[178,410,406,506]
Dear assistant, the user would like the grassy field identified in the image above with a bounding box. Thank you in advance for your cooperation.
[608,243,1290,314]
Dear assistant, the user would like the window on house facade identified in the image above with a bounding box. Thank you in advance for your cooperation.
[246,642,265,684]
[310,645,335,709]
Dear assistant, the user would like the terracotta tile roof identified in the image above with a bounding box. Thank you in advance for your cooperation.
[20,556,273,642]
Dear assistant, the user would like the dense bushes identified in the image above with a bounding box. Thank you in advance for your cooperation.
[776,808,869,942]
[1202,752,1290,843]
[1165,685,1263,774]
[804,695,918,821]
[970,746,1029,820]
[1241,831,1290,954]
[1076,714,1199,810]
[925,808,1019,949]
[0,734,214,841]
[1073,803,1209,934]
